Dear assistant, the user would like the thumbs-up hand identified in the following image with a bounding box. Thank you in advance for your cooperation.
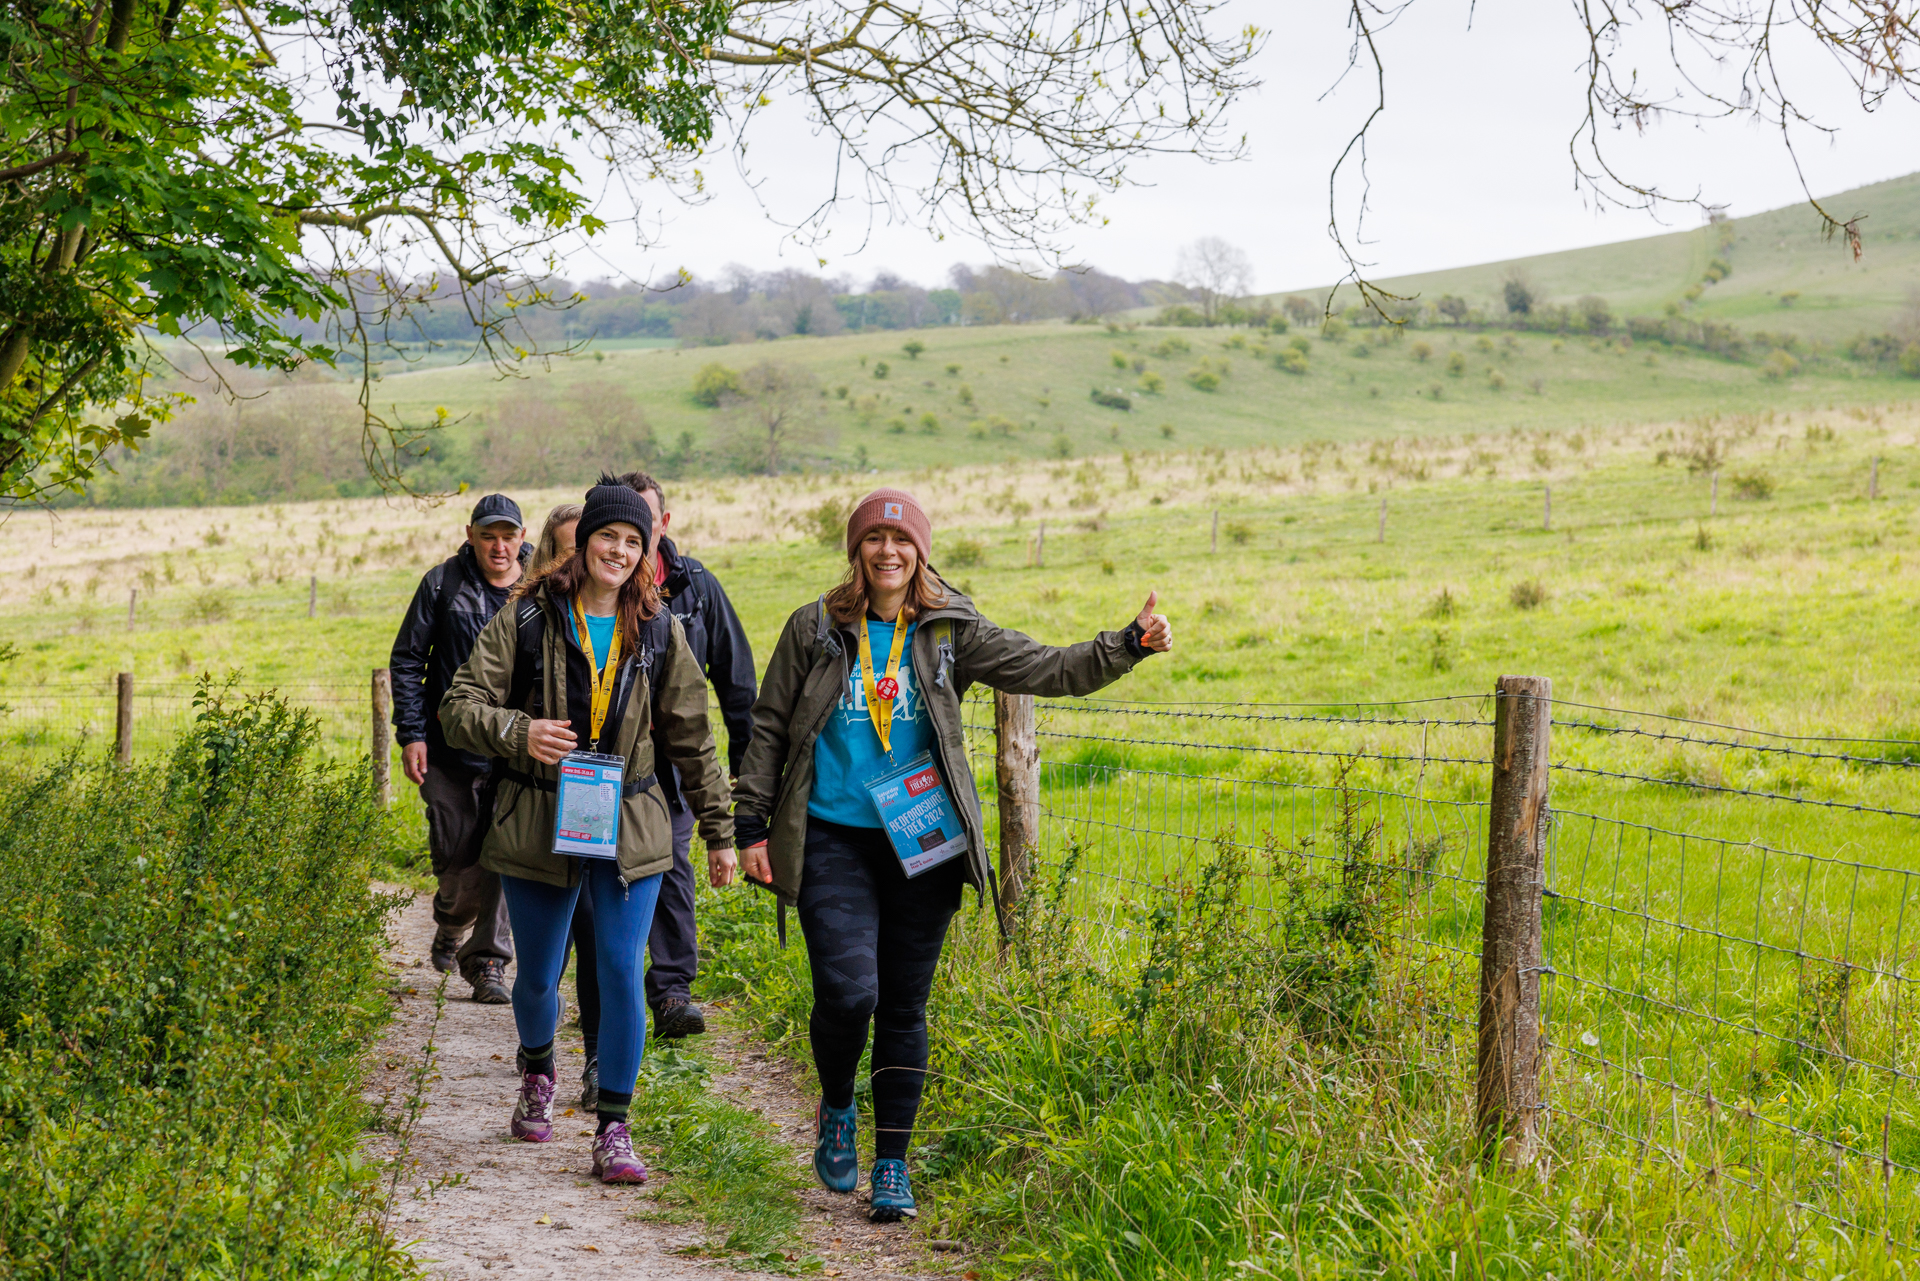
[1134,590,1172,653]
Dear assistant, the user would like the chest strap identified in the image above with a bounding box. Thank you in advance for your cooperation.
[495,764,659,798]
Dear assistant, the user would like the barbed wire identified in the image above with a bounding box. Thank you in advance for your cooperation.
[1551,761,1920,821]
[1557,717,1920,768]
[1547,697,1920,747]
[1046,697,1493,729]
[1035,726,1490,772]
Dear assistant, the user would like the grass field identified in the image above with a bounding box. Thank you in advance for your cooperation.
[9,400,1920,1272]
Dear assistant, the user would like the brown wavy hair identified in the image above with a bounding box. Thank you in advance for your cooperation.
[529,502,583,575]
[515,524,662,657]
[824,539,948,626]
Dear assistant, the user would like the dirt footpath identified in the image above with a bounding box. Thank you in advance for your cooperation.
[366,888,972,1280]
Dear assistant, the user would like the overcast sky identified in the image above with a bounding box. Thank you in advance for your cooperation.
[563,0,1920,293]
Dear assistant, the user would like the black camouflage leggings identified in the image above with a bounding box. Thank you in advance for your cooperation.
[798,817,966,1161]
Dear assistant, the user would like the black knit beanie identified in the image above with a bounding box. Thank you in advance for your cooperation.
[575,474,654,549]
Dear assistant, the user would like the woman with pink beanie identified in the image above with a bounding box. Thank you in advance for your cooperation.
[731,486,1172,1220]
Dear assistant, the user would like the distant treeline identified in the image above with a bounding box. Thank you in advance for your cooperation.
[287,263,1176,352]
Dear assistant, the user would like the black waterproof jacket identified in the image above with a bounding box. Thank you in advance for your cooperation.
[390,541,532,773]
[658,536,757,779]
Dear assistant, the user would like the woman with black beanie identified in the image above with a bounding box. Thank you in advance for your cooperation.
[441,476,737,1184]
[733,487,1171,1220]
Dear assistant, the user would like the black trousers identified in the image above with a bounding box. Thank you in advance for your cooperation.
[571,791,696,1060]
[799,817,965,1162]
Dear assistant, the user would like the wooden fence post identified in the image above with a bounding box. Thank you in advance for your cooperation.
[114,672,134,765]
[1710,470,1719,517]
[1478,674,1551,1168]
[994,691,1039,952]
[371,668,394,809]
[127,588,137,631]
[1211,508,1219,554]
[1543,485,1551,532]
[1870,457,1880,500]
[309,575,318,618]
[1377,497,1387,543]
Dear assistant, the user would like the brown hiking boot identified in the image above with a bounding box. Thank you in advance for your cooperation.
[469,958,511,1004]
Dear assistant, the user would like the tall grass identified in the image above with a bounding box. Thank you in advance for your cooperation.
[700,788,1920,1278]
[0,680,413,1279]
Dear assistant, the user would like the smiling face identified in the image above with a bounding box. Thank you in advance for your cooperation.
[857,527,920,598]
[584,521,646,593]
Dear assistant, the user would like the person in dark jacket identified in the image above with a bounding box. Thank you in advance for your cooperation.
[390,493,531,1003]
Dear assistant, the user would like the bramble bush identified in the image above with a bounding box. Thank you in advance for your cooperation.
[0,681,411,1279]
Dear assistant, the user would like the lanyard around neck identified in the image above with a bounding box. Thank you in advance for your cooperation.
[857,616,910,754]
[571,597,623,744]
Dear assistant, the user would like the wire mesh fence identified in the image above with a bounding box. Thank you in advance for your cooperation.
[960,686,1920,1248]
[0,677,380,764]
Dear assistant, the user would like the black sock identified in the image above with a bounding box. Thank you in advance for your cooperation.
[596,1088,632,1133]
[521,1041,555,1078]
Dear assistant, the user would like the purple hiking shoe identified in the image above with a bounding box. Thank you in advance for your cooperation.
[510,1073,555,1142]
[591,1121,648,1184]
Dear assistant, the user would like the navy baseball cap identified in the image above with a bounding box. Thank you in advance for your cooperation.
[468,494,523,529]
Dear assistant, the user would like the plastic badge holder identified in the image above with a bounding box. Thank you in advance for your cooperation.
[863,752,968,877]
[553,750,625,859]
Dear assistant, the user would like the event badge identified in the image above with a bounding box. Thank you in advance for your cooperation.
[863,752,967,877]
[553,750,625,859]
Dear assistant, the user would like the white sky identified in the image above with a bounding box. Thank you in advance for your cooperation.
[563,0,1920,292]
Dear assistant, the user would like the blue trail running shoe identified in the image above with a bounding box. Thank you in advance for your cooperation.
[868,1158,917,1222]
[814,1101,859,1193]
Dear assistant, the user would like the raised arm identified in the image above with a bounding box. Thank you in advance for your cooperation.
[957,592,1171,696]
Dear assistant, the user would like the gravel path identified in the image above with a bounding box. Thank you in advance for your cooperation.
[366,887,973,1280]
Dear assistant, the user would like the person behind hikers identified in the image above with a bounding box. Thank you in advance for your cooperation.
[440,476,737,1185]
[733,487,1173,1222]
[389,493,530,1004]
[619,469,756,1042]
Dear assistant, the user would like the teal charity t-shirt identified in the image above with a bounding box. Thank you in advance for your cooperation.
[808,617,935,828]
[583,613,616,670]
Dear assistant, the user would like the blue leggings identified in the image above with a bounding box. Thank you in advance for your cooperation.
[500,864,663,1097]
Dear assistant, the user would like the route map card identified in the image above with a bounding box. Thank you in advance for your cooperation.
[863,752,968,877]
[554,751,625,859]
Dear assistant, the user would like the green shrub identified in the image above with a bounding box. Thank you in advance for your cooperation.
[902,339,926,359]
[1138,370,1166,394]
[919,412,942,434]
[1899,343,1920,378]
[0,684,408,1278]
[691,361,742,406]
[957,383,976,406]
[872,360,890,379]
[947,538,986,567]
[1090,387,1132,410]
[1320,316,1349,343]
[1446,351,1467,377]
[800,495,856,545]
[1762,350,1799,380]
[1731,470,1775,500]
[1156,305,1205,327]
[1410,340,1433,362]
[1510,578,1549,609]
[1275,347,1309,375]
[1186,366,1221,392]
[1150,336,1191,358]
[1224,520,1253,545]
[1111,350,1130,369]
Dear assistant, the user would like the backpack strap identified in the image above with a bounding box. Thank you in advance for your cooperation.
[927,617,955,688]
[431,550,466,618]
[813,594,842,658]
[504,600,546,718]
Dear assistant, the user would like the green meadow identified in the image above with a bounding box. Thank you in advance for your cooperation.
[8,400,1920,1273]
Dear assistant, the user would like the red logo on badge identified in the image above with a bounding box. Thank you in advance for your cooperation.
[874,676,899,700]
[905,768,939,796]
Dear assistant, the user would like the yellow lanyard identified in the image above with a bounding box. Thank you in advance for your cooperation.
[857,616,910,754]
[571,598,623,744]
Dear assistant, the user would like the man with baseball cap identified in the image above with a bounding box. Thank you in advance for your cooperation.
[389,493,532,1002]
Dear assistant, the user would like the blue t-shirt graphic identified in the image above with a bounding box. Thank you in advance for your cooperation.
[809,618,935,828]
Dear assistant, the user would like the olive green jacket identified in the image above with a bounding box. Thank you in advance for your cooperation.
[439,585,733,888]
[732,586,1144,905]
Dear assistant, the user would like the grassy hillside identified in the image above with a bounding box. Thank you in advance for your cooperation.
[1314,172,1920,342]
[106,318,1919,505]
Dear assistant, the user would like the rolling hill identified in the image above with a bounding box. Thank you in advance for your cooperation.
[1305,172,1920,341]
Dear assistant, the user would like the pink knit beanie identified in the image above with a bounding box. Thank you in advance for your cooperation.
[845,488,931,564]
